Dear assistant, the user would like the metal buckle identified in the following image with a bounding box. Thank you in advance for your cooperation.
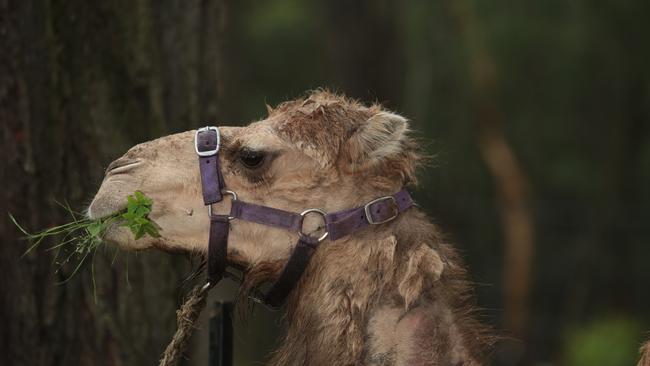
[207,190,237,220]
[364,196,398,225]
[194,126,220,157]
[299,208,329,242]
[201,281,214,293]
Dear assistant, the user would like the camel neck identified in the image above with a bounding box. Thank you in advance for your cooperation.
[267,210,490,365]
[271,232,394,365]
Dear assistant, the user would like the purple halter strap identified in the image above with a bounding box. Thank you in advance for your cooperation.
[195,126,415,308]
[195,127,229,287]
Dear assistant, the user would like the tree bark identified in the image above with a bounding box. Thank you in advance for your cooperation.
[0,0,225,364]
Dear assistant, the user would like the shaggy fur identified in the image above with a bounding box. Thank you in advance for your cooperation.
[241,91,493,365]
[89,90,494,365]
[263,211,495,365]
[640,340,650,366]
[270,91,422,187]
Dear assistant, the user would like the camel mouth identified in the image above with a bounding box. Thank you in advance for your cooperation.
[87,194,128,220]
[86,198,154,251]
[86,204,126,220]
[89,162,140,220]
[99,222,148,250]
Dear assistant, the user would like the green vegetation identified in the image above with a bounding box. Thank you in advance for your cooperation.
[9,191,159,279]
[120,191,160,240]
[564,317,642,366]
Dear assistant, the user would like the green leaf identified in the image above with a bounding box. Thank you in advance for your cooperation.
[144,224,160,238]
[135,191,153,206]
[86,222,103,237]
[134,226,146,240]
[129,224,140,236]
[134,190,145,201]
[133,205,150,217]
[134,191,153,206]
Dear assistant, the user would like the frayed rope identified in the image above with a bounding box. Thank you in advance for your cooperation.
[159,284,209,366]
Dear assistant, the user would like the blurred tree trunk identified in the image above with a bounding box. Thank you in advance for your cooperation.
[0,0,226,365]
[450,0,535,353]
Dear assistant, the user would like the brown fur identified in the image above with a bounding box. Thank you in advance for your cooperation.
[258,209,494,366]
[640,340,650,366]
[89,90,494,365]
[270,90,422,187]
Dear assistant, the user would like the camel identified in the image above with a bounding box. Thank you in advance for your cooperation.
[89,91,493,365]
[640,340,650,366]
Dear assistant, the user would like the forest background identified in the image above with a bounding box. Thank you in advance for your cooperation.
[1,0,649,365]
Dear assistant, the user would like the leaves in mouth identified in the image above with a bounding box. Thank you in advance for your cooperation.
[9,190,160,283]
[121,190,160,240]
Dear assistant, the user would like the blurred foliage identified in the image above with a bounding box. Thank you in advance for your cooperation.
[564,317,642,366]
[218,0,650,364]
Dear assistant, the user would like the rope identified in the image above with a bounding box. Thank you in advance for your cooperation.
[159,284,209,366]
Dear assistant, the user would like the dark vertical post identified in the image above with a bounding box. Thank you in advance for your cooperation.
[209,301,233,366]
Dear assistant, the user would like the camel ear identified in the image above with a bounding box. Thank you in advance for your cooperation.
[347,111,409,165]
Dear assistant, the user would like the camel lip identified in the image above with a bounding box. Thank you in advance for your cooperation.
[86,207,120,220]
[98,223,149,250]
[86,200,127,220]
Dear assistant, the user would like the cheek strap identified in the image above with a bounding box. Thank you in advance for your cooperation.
[207,215,229,285]
[196,127,228,289]
[260,235,320,308]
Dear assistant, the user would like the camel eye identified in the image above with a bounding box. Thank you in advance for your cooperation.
[239,149,265,169]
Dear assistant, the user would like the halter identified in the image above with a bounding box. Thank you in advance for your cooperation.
[195,126,414,308]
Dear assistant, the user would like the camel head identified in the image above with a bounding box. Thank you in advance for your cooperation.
[88,91,419,268]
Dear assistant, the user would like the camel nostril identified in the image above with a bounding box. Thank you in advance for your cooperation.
[105,158,142,176]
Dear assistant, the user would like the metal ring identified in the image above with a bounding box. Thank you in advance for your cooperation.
[207,190,238,220]
[299,208,329,242]
[201,281,213,293]
[222,190,237,201]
